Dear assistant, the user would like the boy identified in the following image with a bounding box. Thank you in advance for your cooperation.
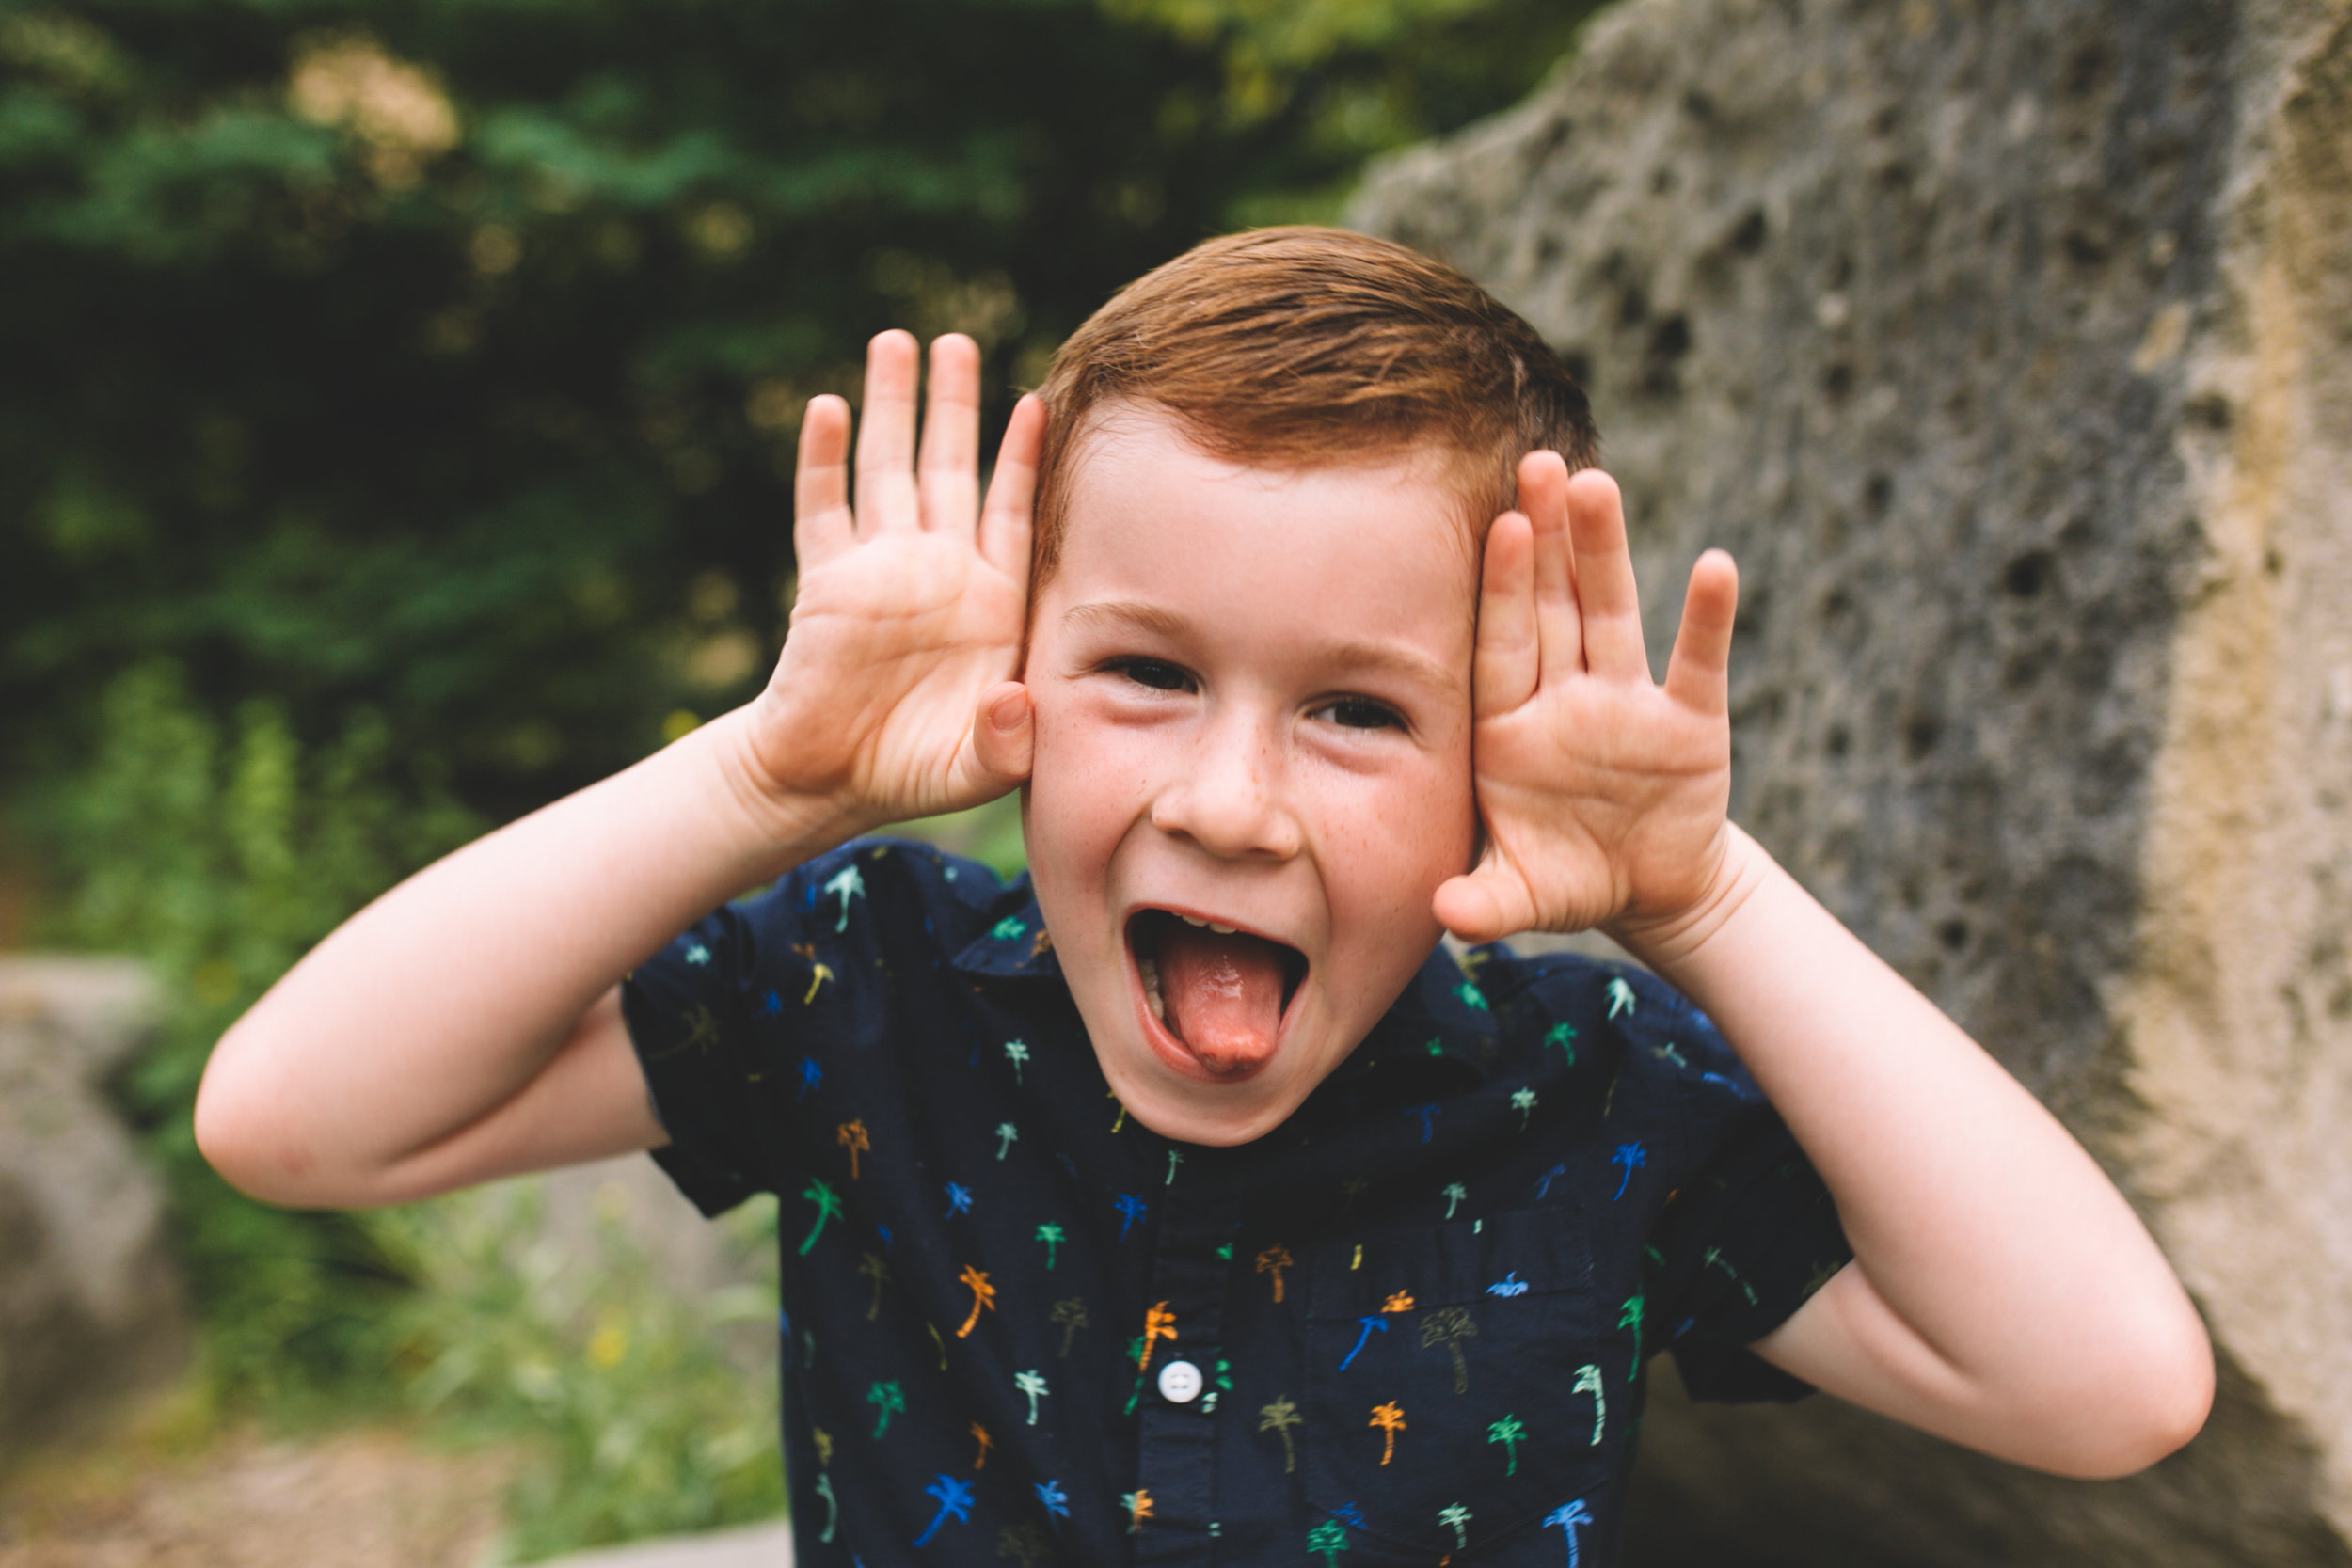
[198,229,2211,1565]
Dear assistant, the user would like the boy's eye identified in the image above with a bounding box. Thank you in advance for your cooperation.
[1110,657,1191,692]
[1312,697,1404,731]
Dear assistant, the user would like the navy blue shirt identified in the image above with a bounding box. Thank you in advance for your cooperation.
[626,839,1850,1567]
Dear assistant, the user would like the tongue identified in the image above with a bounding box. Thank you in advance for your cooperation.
[1157,924,1288,1072]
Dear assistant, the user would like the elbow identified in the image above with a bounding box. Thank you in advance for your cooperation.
[193,1027,326,1208]
[2041,1301,2216,1480]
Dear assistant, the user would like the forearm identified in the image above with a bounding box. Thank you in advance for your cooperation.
[196,707,863,1205]
[1617,827,2210,1472]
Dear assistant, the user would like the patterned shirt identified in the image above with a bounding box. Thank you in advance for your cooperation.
[625,838,1851,1568]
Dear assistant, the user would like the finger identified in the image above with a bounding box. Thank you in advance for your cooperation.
[1472,511,1540,717]
[853,330,921,533]
[978,394,1045,578]
[917,334,982,533]
[1519,451,1581,680]
[793,394,854,562]
[1564,469,1651,682]
[1662,547,1740,716]
[964,680,1034,791]
[1432,864,1537,945]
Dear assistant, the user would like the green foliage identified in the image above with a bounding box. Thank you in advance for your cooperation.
[39,660,478,1408]
[372,1182,785,1561]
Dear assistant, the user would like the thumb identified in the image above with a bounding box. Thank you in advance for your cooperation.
[967,680,1034,787]
[1433,860,1536,946]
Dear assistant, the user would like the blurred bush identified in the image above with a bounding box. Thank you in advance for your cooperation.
[4,0,1603,1550]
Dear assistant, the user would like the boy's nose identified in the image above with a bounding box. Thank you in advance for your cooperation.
[1149,716,1302,861]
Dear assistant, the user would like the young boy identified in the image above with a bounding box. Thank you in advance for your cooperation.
[197,229,2211,1566]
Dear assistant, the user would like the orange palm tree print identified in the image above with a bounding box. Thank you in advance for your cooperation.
[956,1264,996,1338]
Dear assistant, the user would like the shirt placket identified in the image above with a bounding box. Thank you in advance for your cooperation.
[1131,1182,1237,1565]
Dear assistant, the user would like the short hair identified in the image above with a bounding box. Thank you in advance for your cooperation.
[1029,226,1598,586]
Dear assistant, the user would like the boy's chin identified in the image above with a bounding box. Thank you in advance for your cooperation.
[1107,1058,1313,1148]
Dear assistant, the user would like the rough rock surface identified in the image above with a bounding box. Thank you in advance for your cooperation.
[0,958,187,1465]
[1353,1,2352,1562]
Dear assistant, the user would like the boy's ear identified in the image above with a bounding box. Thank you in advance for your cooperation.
[971,680,1034,785]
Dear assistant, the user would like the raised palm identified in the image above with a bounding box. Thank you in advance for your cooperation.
[1435,457,1739,945]
[740,330,1041,828]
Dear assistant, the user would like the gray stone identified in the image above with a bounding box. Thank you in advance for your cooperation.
[0,957,188,1465]
[1353,0,2352,1561]
[532,1520,793,1568]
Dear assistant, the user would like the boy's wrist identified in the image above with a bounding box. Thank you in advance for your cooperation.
[1603,822,1777,978]
[696,705,879,877]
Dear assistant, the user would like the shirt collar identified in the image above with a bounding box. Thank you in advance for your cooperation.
[947,886,1065,979]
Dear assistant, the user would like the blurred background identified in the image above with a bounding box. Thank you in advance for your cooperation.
[0,1,1605,1560]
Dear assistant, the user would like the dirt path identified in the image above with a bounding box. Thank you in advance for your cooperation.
[0,1425,512,1568]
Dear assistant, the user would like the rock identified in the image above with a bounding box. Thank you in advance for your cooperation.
[1353,1,2352,1561]
[0,958,188,1465]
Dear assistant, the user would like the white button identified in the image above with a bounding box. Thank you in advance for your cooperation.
[1157,1358,1204,1403]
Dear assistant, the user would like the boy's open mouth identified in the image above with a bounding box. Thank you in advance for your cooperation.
[1127,909,1307,1080]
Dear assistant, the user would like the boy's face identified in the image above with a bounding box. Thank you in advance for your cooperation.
[1022,408,1481,1146]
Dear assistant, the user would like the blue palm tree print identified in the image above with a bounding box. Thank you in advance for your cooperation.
[1337,1314,1389,1370]
[1114,1193,1148,1240]
[1407,1103,1441,1143]
[911,1473,974,1547]
[944,1182,973,1218]
[1535,1164,1567,1200]
[1035,1479,1070,1519]
[1609,1142,1646,1200]
[797,1057,822,1101]
[1544,1499,1595,1568]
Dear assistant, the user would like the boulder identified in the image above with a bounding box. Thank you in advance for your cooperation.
[1353,1,2352,1562]
[0,957,187,1465]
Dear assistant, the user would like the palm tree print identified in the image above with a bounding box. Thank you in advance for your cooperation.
[1605,976,1636,1019]
[1255,1244,1294,1303]
[823,864,866,932]
[1035,1224,1065,1270]
[797,1179,843,1256]
[1123,1336,1147,1415]
[1442,1182,1468,1220]
[866,1379,905,1438]
[1338,1314,1388,1370]
[1619,1295,1645,1378]
[856,1251,889,1320]
[1002,1038,1029,1085]
[1513,1087,1537,1130]
[993,1121,1018,1159]
[836,1119,869,1179]
[1014,1369,1048,1425]
[993,915,1026,942]
[1122,1489,1153,1533]
[969,1421,992,1469]
[1138,1301,1178,1371]
[1407,1102,1441,1142]
[1382,1291,1415,1313]
[945,1182,973,1218]
[1114,1193,1148,1240]
[1034,1479,1070,1518]
[1050,1296,1088,1356]
[1487,1273,1529,1297]
[1544,1022,1577,1063]
[1487,1413,1526,1475]
[1166,1148,1184,1185]
[1422,1307,1477,1393]
[1306,1519,1350,1565]
[1610,1142,1646,1200]
[1259,1397,1302,1473]
[911,1473,973,1547]
[814,1470,839,1543]
[1545,1499,1595,1568]
[1369,1401,1406,1465]
[803,962,834,1005]
[1536,1164,1567,1200]
[797,1056,822,1101]
[1438,1503,1472,1551]
[1572,1363,1606,1445]
[956,1264,996,1338]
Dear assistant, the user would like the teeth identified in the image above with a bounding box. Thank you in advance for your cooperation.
[1139,955,1165,1022]
[1180,913,1210,928]
[1207,922,1236,934]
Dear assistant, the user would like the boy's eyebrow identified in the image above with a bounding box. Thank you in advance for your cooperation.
[1060,599,1460,692]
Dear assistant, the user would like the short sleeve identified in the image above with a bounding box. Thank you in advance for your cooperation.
[1645,1096,1851,1402]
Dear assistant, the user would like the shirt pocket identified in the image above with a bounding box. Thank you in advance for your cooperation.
[1298,1206,1613,1560]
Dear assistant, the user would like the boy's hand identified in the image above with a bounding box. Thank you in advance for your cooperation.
[1433,455,1740,949]
[737,330,1044,832]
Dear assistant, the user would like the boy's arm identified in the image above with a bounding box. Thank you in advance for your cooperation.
[196,332,1043,1209]
[1437,458,2212,1479]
